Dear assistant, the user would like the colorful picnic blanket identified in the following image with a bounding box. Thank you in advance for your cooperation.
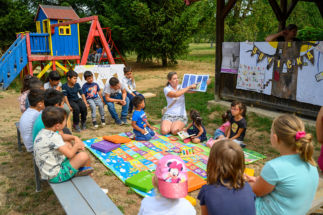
[84,125,266,197]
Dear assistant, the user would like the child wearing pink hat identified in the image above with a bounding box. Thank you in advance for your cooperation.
[138,155,196,215]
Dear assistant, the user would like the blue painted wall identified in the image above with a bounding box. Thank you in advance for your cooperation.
[50,20,79,56]
[35,8,80,56]
[36,9,47,33]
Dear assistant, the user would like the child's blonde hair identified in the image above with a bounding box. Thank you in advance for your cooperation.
[207,140,245,189]
[272,114,316,166]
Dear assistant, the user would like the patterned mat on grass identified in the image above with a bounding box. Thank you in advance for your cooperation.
[83,125,266,197]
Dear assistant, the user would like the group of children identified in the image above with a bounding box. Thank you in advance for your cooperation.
[17,69,319,214]
[138,114,318,215]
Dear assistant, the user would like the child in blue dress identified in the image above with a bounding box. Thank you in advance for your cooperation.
[183,110,207,143]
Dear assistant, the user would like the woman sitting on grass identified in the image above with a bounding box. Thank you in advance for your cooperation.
[160,71,210,136]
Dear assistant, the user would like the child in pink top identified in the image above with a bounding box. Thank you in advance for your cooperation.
[316,106,323,171]
[17,75,38,113]
[206,110,231,148]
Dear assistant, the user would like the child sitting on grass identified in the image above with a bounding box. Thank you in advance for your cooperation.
[103,77,130,125]
[18,75,38,113]
[131,96,155,141]
[138,155,196,215]
[34,106,93,183]
[206,110,231,148]
[62,70,88,132]
[19,88,45,152]
[246,115,319,215]
[182,110,207,143]
[82,71,105,127]
[198,140,256,215]
[122,66,145,114]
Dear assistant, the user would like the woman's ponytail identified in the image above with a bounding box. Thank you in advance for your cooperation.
[297,133,315,166]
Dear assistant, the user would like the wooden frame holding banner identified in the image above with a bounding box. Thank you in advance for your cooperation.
[211,0,323,118]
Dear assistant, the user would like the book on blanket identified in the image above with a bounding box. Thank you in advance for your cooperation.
[90,140,121,153]
[187,171,207,192]
[125,171,154,192]
[177,131,195,140]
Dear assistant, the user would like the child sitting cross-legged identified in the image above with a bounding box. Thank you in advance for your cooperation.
[34,106,94,183]
[82,71,105,127]
[62,70,88,132]
[197,140,256,215]
[122,66,145,114]
[246,115,319,215]
[182,110,207,143]
[138,155,196,215]
[130,96,155,141]
[206,109,231,148]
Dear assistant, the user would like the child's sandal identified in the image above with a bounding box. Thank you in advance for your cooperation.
[75,167,94,177]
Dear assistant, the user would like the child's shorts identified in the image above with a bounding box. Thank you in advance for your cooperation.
[213,129,225,139]
[49,158,78,183]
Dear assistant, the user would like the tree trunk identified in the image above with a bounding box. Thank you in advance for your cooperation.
[136,54,141,63]
[211,41,213,48]
[162,58,167,67]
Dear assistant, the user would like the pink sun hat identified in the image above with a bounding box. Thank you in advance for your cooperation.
[155,155,188,199]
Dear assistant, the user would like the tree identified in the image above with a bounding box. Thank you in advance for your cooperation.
[0,0,35,50]
[100,0,212,66]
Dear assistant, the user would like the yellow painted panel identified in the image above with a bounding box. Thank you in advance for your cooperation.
[37,62,52,79]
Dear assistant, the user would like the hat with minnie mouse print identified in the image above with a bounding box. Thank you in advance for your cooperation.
[155,155,188,199]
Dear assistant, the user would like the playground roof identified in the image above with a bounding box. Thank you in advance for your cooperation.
[34,5,80,22]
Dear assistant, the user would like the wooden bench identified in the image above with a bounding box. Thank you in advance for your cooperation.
[50,176,122,215]
[15,122,122,214]
[307,172,323,214]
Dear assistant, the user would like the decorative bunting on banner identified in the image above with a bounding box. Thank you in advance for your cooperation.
[257,52,266,63]
[267,57,274,69]
[251,45,259,57]
[296,56,303,70]
[305,49,315,65]
[250,45,315,70]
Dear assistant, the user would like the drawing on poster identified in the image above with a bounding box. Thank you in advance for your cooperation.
[74,64,125,90]
[182,74,209,92]
[221,42,240,74]
[237,64,265,91]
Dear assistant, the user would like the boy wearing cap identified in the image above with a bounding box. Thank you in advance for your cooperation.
[138,155,196,215]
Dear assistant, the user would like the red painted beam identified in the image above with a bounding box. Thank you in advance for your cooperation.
[81,20,97,65]
[29,55,81,61]
[50,16,98,28]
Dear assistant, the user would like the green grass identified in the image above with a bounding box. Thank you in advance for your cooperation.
[248,112,273,133]
[127,188,136,195]
[104,170,114,176]
[6,187,15,194]
[117,205,125,214]
[1,162,9,165]
[0,152,8,156]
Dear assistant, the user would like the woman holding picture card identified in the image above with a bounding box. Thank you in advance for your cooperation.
[160,71,210,136]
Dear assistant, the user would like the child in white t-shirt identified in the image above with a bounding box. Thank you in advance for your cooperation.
[103,77,130,125]
[138,155,196,215]
[34,106,93,183]
[19,88,45,152]
[122,66,145,114]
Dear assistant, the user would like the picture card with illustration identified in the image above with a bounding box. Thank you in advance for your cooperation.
[181,74,209,92]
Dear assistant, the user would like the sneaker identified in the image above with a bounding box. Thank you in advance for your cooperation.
[129,134,136,140]
[101,118,106,125]
[115,118,124,126]
[206,138,214,148]
[75,167,94,177]
[121,117,128,124]
[82,122,87,130]
[183,138,191,143]
[240,143,247,148]
[92,121,98,128]
[73,124,81,132]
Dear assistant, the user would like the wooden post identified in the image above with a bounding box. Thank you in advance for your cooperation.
[215,0,225,102]
[41,62,45,81]
[25,31,33,76]
[52,60,56,71]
